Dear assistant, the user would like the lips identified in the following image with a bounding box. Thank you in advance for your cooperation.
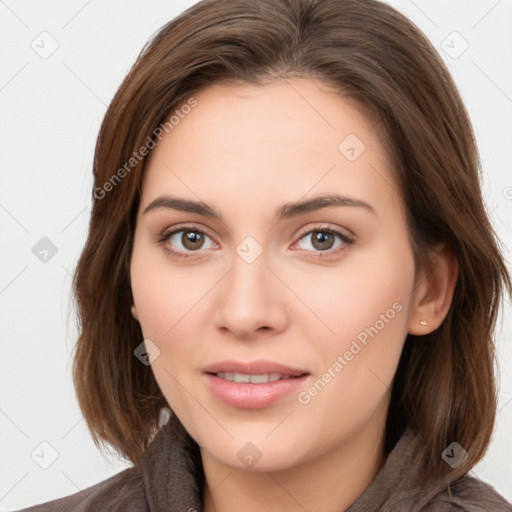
[202,359,310,409]
[202,359,308,377]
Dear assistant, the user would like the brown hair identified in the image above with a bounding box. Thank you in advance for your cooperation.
[71,0,511,504]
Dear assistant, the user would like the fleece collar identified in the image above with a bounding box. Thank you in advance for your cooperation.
[140,413,431,511]
[141,413,203,511]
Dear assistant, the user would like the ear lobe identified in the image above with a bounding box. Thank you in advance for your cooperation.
[131,304,139,322]
[408,244,458,335]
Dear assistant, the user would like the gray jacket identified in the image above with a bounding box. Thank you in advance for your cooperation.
[14,415,512,511]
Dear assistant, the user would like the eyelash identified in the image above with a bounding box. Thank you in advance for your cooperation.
[156,225,354,259]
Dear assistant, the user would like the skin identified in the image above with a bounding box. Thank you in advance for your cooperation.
[130,78,458,512]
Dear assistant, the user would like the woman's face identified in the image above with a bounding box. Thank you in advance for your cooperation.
[130,78,420,471]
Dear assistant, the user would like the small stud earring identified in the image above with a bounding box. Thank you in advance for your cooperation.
[419,320,428,326]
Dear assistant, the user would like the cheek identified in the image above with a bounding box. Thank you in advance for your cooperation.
[297,240,414,352]
[130,244,202,414]
[130,242,214,408]
[295,239,415,429]
[130,241,212,340]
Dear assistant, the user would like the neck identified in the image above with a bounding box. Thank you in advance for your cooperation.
[201,408,387,512]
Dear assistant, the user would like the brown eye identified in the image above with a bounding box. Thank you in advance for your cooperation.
[159,227,216,258]
[181,231,205,250]
[295,227,353,255]
[311,231,335,250]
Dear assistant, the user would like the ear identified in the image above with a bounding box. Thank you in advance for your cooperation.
[408,243,458,335]
[131,304,140,322]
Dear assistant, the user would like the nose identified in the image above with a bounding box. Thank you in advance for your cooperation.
[212,248,288,340]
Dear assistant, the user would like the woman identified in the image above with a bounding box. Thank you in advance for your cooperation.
[18,0,511,510]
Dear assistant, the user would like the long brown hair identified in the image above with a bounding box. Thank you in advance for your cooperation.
[71,0,511,504]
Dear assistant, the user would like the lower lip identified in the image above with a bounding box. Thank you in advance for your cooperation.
[204,373,309,409]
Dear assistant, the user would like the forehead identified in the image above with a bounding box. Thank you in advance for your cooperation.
[140,78,401,219]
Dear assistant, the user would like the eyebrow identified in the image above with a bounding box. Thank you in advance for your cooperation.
[143,193,377,221]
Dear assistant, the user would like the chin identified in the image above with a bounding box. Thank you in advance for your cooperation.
[199,433,308,473]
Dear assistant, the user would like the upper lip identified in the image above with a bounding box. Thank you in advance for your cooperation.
[203,359,309,377]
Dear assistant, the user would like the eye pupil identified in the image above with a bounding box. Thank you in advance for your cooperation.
[182,231,204,250]
[312,231,334,250]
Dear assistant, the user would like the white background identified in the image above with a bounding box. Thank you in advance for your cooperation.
[0,0,511,509]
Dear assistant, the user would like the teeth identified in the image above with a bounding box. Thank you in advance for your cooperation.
[216,372,289,383]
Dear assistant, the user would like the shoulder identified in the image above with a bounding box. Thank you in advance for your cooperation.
[426,473,512,512]
[11,465,146,512]
[392,428,512,511]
